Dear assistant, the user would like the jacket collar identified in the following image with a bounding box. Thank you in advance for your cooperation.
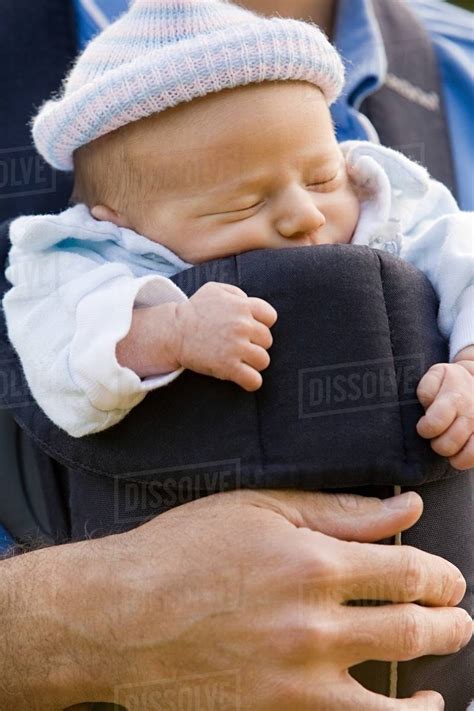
[333,0,387,109]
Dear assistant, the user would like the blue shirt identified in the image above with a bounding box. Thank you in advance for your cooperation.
[73,0,129,47]
[0,524,14,554]
[72,0,473,210]
[333,0,474,210]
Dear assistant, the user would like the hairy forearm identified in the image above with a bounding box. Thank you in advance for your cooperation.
[0,546,76,709]
[0,541,119,709]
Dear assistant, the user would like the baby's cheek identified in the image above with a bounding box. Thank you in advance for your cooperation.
[175,221,266,264]
[347,185,361,240]
[331,181,360,243]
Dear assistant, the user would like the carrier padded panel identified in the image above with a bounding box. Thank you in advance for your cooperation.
[1,243,453,491]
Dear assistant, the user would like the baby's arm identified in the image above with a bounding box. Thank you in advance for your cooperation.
[117,282,277,392]
[4,213,276,438]
[416,348,474,470]
[3,247,190,437]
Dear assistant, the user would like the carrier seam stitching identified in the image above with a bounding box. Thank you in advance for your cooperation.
[376,252,409,472]
[236,254,265,481]
[376,251,407,700]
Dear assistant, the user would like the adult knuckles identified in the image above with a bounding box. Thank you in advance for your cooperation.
[299,619,338,658]
[395,605,470,659]
[280,616,338,664]
[436,567,463,606]
[396,607,427,659]
[399,546,426,601]
[298,539,345,589]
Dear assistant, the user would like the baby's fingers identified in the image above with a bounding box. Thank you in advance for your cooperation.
[430,415,472,458]
[416,365,444,409]
[417,393,458,439]
[242,344,271,372]
[250,321,273,349]
[449,434,474,471]
[232,363,263,392]
[248,297,278,327]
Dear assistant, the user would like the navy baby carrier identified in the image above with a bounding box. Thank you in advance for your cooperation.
[0,0,471,708]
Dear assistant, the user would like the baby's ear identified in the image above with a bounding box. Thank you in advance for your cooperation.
[91,204,130,228]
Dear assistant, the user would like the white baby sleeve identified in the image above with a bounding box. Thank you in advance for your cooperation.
[3,243,188,438]
[399,179,474,361]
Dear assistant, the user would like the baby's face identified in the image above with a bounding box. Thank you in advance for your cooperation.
[117,81,360,264]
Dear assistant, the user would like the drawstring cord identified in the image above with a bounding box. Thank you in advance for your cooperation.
[389,484,402,698]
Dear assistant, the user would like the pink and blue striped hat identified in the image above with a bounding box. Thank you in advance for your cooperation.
[33,0,345,171]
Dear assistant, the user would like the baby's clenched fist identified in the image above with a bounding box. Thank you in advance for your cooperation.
[416,358,474,470]
[173,282,277,391]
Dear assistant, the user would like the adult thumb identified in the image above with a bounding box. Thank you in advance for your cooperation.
[267,489,423,543]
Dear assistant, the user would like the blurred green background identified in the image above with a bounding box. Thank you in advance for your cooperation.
[448,0,473,10]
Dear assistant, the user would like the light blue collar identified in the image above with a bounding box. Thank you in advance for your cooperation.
[73,0,130,49]
[330,0,387,141]
[333,0,387,109]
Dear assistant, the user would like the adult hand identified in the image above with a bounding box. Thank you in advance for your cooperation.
[1,490,471,710]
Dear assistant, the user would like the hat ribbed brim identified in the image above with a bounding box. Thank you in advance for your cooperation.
[33,17,344,171]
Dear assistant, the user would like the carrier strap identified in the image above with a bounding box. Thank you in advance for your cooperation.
[361,0,458,197]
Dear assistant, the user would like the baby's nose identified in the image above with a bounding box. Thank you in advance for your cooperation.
[276,192,326,242]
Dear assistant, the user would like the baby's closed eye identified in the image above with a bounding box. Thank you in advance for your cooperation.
[306,169,343,192]
[222,200,264,215]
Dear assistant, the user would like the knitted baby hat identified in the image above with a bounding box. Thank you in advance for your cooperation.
[32,0,345,171]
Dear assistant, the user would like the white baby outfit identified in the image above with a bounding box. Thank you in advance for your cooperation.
[3,141,473,437]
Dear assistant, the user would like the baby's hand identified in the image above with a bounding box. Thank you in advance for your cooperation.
[416,361,474,470]
[174,282,277,391]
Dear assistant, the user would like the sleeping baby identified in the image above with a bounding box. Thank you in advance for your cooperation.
[3,0,473,475]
